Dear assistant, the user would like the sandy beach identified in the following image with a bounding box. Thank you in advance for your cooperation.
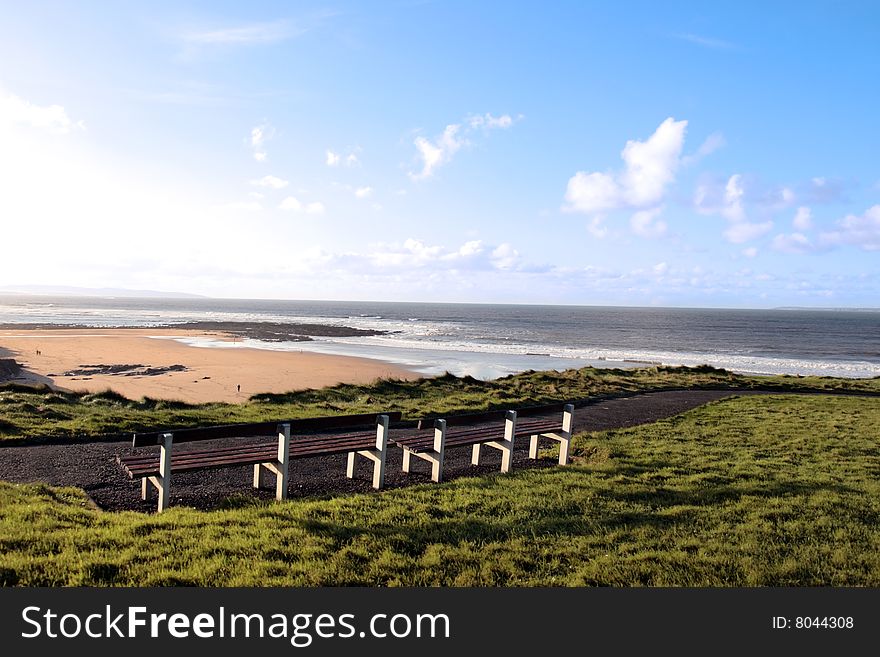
[0,327,418,404]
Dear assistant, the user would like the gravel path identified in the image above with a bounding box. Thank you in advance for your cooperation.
[0,389,761,512]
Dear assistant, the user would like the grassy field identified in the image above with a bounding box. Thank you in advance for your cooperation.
[1,364,878,440]
[1,393,878,586]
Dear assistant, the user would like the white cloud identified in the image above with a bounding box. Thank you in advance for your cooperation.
[409,111,518,180]
[565,172,620,214]
[793,206,812,231]
[468,113,518,130]
[820,205,880,251]
[772,232,814,254]
[250,175,289,189]
[279,196,302,211]
[807,176,846,203]
[326,148,359,167]
[354,186,373,199]
[182,21,295,46]
[682,132,725,166]
[742,247,758,258]
[652,262,669,276]
[695,174,795,219]
[250,123,274,162]
[490,243,520,270]
[361,238,519,272]
[564,117,687,214]
[723,220,773,244]
[0,90,84,134]
[672,33,737,49]
[279,196,325,214]
[696,174,774,244]
[457,240,484,257]
[411,124,466,180]
[248,191,265,200]
[630,207,668,238]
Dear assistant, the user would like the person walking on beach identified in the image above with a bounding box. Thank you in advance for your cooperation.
[237,384,241,393]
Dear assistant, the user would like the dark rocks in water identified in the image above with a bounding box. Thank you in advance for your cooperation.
[0,321,388,343]
[166,321,388,342]
[58,364,189,377]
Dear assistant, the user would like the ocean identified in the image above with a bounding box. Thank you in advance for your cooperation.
[1,296,878,379]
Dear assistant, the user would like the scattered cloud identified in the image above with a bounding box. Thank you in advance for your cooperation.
[806,176,847,204]
[793,206,812,231]
[820,204,880,251]
[410,112,518,180]
[695,174,775,244]
[361,238,521,272]
[671,33,738,50]
[563,117,687,214]
[682,132,725,166]
[250,123,274,161]
[326,148,359,167]
[354,186,373,199]
[630,207,668,238]
[724,220,773,244]
[250,175,289,189]
[742,247,758,258]
[279,196,325,214]
[0,90,84,134]
[490,243,520,270]
[467,113,519,130]
[181,20,298,46]
[772,232,815,254]
[410,124,466,180]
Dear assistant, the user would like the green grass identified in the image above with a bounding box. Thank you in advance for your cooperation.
[1,393,878,586]
[1,364,878,440]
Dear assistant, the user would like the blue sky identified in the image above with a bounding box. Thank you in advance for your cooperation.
[0,0,878,306]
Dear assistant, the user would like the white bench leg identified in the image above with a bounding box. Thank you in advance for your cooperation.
[529,434,539,459]
[402,448,411,473]
[500,411,515,473]
[346,451,357,478]
[431,419,446,483]
[156,432,173,513]
[253,463,263,488]
[559,404,574,465]
[141,477,149,500]
[371,415,389,489]
[275,424,291,501]
[471,443,481,465]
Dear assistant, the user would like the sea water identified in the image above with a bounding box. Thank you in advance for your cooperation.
[0,296,878,379]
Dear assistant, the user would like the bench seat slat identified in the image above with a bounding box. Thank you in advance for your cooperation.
[119,432,382,478]
[393,419,563,453]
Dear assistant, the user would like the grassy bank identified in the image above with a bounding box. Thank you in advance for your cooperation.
[1,393,878,586]
[1,364,878,440]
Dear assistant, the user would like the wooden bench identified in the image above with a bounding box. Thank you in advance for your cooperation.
[393,403,574,483]
[118,411,402,512]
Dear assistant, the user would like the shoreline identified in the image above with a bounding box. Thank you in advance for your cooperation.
[0,327,420,404]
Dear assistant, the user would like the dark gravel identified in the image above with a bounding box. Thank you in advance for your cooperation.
[0,390,760,513]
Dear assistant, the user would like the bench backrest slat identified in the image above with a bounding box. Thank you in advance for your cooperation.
[416,402,568,430]
[132,411,402,447]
